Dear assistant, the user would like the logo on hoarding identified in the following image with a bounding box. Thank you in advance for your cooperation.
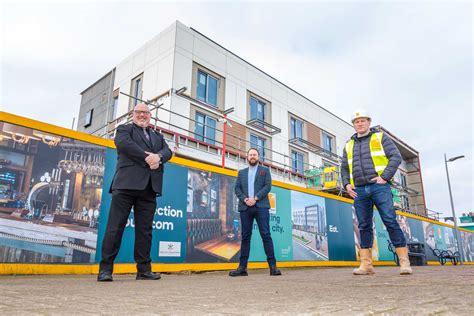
[281,245,291,258]
[159,241,181,257]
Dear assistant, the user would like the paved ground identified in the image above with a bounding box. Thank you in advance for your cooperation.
[0,265,473,315]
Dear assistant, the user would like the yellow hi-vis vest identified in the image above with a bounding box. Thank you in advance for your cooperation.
[345,132,389,186]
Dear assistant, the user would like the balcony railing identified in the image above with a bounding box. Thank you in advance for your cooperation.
[246,118,281,135]
[289,137,340,162]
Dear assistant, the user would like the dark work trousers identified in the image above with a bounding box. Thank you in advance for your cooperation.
[100,180,157,273]
[239,206,277,268]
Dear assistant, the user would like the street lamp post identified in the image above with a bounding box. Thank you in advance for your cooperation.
[444,153,465,265]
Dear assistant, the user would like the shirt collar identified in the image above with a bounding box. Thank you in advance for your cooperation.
[133,123,148,131]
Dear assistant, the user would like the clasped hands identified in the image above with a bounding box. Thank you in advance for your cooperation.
[244,197,258,207]
[145,151,161,170]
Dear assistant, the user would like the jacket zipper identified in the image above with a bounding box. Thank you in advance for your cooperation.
[358,137,367,185]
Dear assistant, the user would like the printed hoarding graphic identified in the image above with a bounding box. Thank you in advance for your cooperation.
[2,120,474,266]
[1,122,104,263]
[96,159,188,264]
[249,187,292,262]
[185,169,240,263]
[325,199,356,261]
[291,191,328,261]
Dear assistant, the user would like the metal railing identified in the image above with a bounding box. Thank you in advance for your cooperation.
[98,90,339,186]
[91,90,430,206]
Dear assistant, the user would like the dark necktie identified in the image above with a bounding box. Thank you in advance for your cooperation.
[142,128,150,142]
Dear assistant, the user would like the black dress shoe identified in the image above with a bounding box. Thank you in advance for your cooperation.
[136,271,161,280]
[229,267,248,277]
[97,271,113,282]
[270,266,282,276]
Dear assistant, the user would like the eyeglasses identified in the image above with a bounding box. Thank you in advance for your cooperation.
[134,110,151,116]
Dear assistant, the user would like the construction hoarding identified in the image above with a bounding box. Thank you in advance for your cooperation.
[1,112,473,271]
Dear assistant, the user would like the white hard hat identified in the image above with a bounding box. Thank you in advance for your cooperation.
[351,109,371,123]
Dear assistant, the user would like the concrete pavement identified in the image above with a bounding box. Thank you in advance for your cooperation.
[0,265,473,315]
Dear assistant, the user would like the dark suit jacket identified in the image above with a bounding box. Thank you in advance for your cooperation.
[110,123,173,196]
[234,165,272,211]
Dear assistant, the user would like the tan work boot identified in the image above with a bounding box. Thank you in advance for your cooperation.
[353,248,375,275]
[395,247,413,275]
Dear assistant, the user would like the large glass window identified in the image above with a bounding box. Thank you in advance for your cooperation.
[250,134,266,160]
[291,150,304,174]
[290,117,304,139]
[131,74,143,108]
[197,70,218,107]
[109,96,118,122]
[250,96,266,121]
[322,132,333,153]
[195,112,217,145]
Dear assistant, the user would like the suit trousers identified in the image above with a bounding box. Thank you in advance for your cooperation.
[100,179,156,273]
[239,206,277,268]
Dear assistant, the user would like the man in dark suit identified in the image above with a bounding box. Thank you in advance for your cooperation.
[229,148,281,277]
[98,103,173,282]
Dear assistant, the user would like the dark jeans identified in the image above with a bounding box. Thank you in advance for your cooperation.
[239,206,277,268]
[100,181,156,273]
[354,183,406,249]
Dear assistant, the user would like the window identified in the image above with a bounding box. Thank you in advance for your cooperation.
[197,70,218,107]
[129,73,143,109]
[195,112,217,145]
[109,96,118,122]
[402,195,410,209]
[322,132,333,153]
[250,96,266,121]
[83,109,93,128]
[400,173,407,188]
[250,134,266,160]
[291,150,304,174]
[290,117,304,139]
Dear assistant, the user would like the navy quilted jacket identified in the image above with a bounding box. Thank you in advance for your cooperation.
[341,128,401,188]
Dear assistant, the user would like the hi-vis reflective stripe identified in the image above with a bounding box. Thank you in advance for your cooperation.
[345,132,389,186]
[370,150,385,156]
[346,140,355,186]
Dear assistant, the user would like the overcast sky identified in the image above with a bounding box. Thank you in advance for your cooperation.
[1,1,472,220]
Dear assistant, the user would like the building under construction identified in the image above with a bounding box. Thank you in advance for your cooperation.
[77,21,428,218]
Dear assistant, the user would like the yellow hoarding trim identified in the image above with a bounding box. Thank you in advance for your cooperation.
[396,211,457,229]
[272,180,354,203]
[0,111,115,148]
[426,261,474,266]
[9,260,474,275]
[0,261,399,275]
[170,156,237,177]
[1,260,472,275]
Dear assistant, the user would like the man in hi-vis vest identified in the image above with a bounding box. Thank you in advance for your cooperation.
[342,110,412,275]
